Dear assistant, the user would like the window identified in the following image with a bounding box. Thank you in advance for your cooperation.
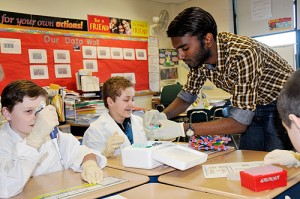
[253,31,295,47]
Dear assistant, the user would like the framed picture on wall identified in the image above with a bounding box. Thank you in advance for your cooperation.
[135,49,147,60]
[54,50,70,63]
[159,49,179,66]
[54,64,72,78]
[160,67,178,81]
[111,73,124,77]
[124,72,136,84]
[30,65,49,79]
[97,47,111,59]
[83,60,98,72]
[28,49,47,64]
[123,48,135,60]
[0,38,21,54]
[82,46,97,59]
[111,47,123,59]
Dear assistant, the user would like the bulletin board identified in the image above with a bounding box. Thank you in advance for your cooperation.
[236,0,294,37]
[0,28,149,92]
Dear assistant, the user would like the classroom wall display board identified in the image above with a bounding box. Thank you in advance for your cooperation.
[236,0,294,37]
[0,28,149,92]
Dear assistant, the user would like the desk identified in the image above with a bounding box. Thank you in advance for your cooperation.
[12,167,149,199]
[107,146,235,182]
[120,183,231,199]
[158,150,300,199]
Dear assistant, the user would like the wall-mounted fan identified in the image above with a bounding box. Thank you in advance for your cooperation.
[150,10,169,36]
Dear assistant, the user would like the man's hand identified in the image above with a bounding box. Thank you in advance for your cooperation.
[102,132,125,157]
[264,149,300,168]
[144,119,185,140]
[81,160,103,184]
[27,105,59,149]
[143,110,167,129]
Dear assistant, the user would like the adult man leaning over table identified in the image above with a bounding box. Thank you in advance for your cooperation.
[143,7,293,152]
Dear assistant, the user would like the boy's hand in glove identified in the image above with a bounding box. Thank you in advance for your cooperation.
[27,105,59,149]
[102,132,124,157]
[264,149,300,168]
[81,160,103,184]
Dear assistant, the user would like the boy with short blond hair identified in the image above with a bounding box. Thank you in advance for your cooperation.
[82,76,147,157]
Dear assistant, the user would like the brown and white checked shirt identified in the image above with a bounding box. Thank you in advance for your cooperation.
[183,32,294,111]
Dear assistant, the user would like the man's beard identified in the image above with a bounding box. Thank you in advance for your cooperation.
[184,45,210,69]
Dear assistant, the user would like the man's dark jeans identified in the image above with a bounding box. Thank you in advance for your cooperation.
[239,101,293,152]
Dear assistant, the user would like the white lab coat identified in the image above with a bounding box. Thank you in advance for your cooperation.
[82,111,147,155]
[0,122,107,198]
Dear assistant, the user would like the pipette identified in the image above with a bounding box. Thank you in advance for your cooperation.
[49,126,64,165]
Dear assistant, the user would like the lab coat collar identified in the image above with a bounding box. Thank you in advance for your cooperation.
[3,122,24,142]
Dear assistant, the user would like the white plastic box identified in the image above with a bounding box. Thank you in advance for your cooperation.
[121,141,172,169]
[121,141,208,170]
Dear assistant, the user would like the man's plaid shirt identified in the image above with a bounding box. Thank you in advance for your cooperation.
[183,32,294,111]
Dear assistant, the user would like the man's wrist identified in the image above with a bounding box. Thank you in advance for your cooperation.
[162,111,169,119]
[186,122,194,137]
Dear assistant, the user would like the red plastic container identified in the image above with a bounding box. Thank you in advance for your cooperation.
[240,165,287,192]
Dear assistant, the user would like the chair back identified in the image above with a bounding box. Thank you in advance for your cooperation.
[187,109,211,124]
[160,83,182,108]
[210,105,231,120]
[156,104,165,112]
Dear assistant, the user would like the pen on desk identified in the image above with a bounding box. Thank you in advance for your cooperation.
[36,101,64,165]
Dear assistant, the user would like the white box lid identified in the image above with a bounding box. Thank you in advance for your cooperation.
[152,144,208,170]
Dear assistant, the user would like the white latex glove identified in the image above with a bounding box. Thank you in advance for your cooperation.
[27,105,59,148]
[81,160,103,184]
[102,132,125,157]
[145,119,185,140]
[143,110,167,129]
[264,149,300,168]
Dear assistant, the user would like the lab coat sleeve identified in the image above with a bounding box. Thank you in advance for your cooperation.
[0,139,44,198]
[57,131,107,171]
[82,122,108,154]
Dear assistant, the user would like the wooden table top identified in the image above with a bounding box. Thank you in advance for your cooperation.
[12,167,149,199]
[107,145,235,176]
[158,150,300,199]
[120,183,234,199]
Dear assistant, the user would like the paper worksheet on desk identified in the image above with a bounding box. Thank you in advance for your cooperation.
[202,161,264,178]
